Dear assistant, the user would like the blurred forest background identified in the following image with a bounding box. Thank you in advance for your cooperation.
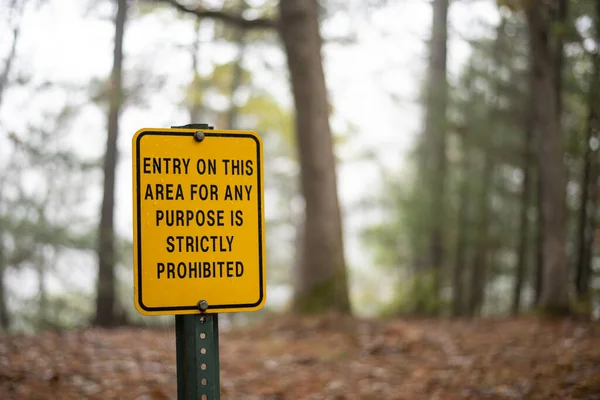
[0,0,599,334]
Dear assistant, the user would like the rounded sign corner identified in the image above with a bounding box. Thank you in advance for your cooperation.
[132,127,151,142]
[134,298,153,316]
[252,291,267,311]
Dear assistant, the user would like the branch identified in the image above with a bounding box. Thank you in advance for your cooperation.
[159,0,278,30]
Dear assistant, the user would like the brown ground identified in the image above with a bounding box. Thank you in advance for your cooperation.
[0,314,599,399]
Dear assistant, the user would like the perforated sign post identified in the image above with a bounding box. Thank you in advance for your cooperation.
[132,124,266,399]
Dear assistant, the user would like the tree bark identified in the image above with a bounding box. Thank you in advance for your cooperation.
[0,234,10,330]
[452,134,471,317]
[0,0,24,331]
[554,0,567,119]
[466,18,506,317]
[512,116,533,315]
[94,0,127,327]
[533,166,543,305]
[226,1,248,130]
[227,39,246,129]
[36,246,47,329]
[467,152,493,317]
[423,0,449,309]
[279,0,350,313]
[188,19,205,123]
[526,0,570,315]
[575,0,600,302]
[0,0,21,106]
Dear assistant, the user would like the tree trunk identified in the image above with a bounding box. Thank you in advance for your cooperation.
[467,152,493,317]
[512,67,535,315]
[575,0,600,302]
[227,1,248,130]
[452,135,471,317]
[526,1,570,315]
[94,0,127,327]
[0,234,10,330]
[279,0,350,313]
[554,0,567,119]
[533,167,543,305]
[0,0,21,105]
[36,246,47,329]
[423,0,449,310]
[188,19,205,123]
[227,40,246,129]
[512,124,533,315]
[466,18,506,317]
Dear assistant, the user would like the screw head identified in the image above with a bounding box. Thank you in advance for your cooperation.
[198,300,209,311]
[194,131,205,142]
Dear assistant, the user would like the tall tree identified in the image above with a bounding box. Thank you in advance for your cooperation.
[463,17,507,317]
[526,0,570,314]
[575,0,600,303]
[279,0,350,313]
[187,19,205,123]
[164,0,351,313]
[451,128,471,317]
[226,1,248,130]
[530,0,569,309]
[512,99,534,315]
[0,0,28,331]
[422,0,449,309]
[0,0,24,105]
[94,0,127,327]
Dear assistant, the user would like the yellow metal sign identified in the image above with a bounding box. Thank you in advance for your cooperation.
[132,128,266,315]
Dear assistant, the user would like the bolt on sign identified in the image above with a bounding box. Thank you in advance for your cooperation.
[132,128,266,315]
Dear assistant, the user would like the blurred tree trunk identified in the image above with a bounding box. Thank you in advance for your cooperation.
[466,18,506,317]
[422,0,449,311]
[575,0,600,303]
[531,0,568,309]
[280,0,350,313]
[94,0,127,327]
[554,0,567,118]
[0,0,21,105]
[226,1,248,130]
[526,0,570,314]
[512,118,533,315]
[452,131,471,317]
[533,169,543,305]
[0,1,21,332]
[36,247,47,329]
[466,152,493,317]
[0,236,9,330]
[0,27,18,106]
[188,19,205,123]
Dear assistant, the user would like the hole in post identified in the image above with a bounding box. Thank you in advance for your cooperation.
[200,333,206,339]
[201,363,207,370]
[201,378,207,386]
[201,348,207,355]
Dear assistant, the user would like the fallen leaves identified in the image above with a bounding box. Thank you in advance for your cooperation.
[0,314,599,399]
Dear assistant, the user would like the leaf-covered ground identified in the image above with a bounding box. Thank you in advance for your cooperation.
[0,314,599,399]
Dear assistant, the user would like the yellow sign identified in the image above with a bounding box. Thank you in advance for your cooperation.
[132,128,266,315]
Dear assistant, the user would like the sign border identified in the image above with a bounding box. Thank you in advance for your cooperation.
[133,128,265,314]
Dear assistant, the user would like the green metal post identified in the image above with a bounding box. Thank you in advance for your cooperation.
[176,313,220,399]
[173,123,219,400]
